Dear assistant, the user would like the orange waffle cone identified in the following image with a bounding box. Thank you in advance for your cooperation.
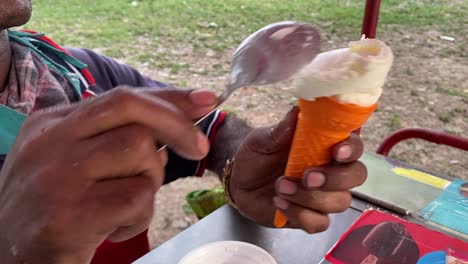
[274,97,377,228]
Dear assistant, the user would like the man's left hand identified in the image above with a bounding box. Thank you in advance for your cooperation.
[229,107,367,233]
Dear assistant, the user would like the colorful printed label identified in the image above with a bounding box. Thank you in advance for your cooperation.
[420,180,468,235]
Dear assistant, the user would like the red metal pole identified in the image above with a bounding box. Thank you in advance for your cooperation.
[356,0,382,135]
[361,0,382,38]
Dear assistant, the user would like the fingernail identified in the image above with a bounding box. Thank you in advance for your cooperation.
[273,196,289,210]
[278,179,298,195]
[306,172,325,188]
[189,89,217,106]
[337,145,352,160]
[197,132,210,155]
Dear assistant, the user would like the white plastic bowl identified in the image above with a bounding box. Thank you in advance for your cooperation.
[178,241,277,264]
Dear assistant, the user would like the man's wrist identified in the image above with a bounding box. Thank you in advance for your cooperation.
[206,113,253,179]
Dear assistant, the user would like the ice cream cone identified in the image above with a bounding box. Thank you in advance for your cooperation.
[274,97,377,228]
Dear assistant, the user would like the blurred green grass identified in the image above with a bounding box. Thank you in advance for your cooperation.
[25,0,467,58]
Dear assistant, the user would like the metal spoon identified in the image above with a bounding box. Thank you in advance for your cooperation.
[159,21,321,150]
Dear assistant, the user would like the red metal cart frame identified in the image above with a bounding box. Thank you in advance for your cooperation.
[377,128,468,156]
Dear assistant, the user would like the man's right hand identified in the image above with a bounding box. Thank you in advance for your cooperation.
[0,87,216,263]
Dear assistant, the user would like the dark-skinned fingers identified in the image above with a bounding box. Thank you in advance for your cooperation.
[273,197,330,234]
[276,178,351,213]
[302,161,367,191]
[60,88,209,160]
[145,88,217,119]
[83,176,156,242]
[15,103,81,148]
[70,124,165,183]
[19,88,215,153]
[332,133,364,163]
[39,87,217,120]
[62,87,186,137]
[245,106,299,155]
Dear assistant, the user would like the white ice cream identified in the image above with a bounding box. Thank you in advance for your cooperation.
[294,38,394,106]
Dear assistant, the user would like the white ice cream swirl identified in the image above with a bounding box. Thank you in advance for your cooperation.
[294,38,394,106]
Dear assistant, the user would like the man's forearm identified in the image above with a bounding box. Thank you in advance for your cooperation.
[207,113,253,179]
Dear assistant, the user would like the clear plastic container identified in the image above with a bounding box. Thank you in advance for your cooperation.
[178,241,277,264]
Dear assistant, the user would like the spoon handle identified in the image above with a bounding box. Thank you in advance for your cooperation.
[194,88,232,126]
[157,88,234,152]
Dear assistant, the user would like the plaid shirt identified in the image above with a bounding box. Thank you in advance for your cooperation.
[0,41,75,114]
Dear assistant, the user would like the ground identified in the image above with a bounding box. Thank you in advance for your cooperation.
[27,0,467,248]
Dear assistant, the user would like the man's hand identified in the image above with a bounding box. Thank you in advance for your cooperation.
[229,107,367,233]
[0,87,216,263]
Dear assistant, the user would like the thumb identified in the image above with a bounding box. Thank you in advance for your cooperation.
[246,106,299,154]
